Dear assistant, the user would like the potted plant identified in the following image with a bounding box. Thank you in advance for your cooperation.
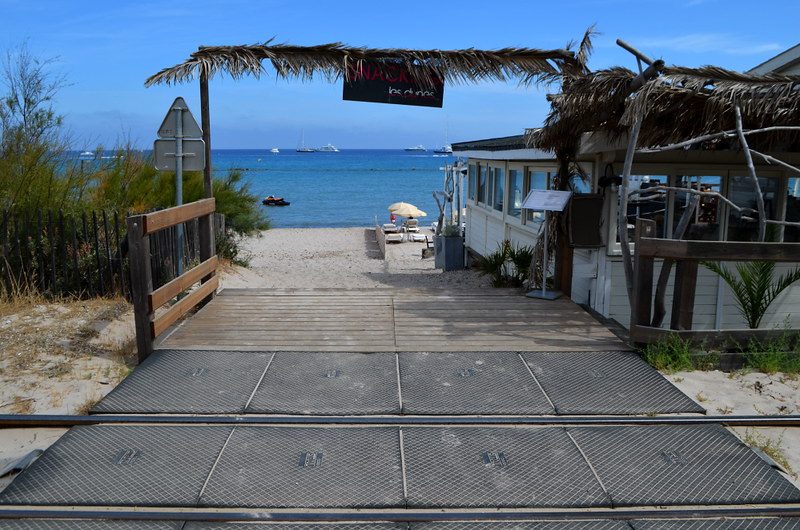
[434,220,464,271]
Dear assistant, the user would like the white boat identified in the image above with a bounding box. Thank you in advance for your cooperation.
[270,148,280,153]
[316,143,339,152]
[433,144,453,154]
[405,145,426,152]
[296,130,314,152]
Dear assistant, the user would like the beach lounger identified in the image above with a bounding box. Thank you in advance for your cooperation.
[403,219,420,232]
[382,223,399,233]
[410,233,427,242]
[385,232,403,243]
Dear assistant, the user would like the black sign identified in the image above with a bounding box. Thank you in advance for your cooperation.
[343,62,444,108]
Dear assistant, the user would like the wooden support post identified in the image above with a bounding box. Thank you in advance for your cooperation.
[631,219,656,332]
[671,260,698,331]
[200,71,213,200]
[127,214,154,362]
[198,212,216,303]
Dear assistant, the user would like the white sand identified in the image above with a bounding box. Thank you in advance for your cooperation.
[221,226,490,290]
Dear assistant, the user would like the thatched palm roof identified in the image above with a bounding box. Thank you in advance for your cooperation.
[530,61,800,154]
[145,40,579,88]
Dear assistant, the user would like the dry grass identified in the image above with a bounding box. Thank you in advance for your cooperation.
[0,297,137,416]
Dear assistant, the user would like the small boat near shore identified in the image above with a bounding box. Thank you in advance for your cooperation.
[262,195,290,206]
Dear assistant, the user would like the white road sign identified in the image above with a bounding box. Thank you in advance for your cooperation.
[157,97,203,139]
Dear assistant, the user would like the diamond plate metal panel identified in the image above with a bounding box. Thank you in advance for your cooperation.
[0,425,233,506]
[569,424,800,507]
[199,426,405,508]
[92,349,273,414]
[411,521,629,529]
[0,521,182,529]
[183,521,408,530]
[398,352,554,415]
[521,351,705,415]
[402,427,611,508]
[632,519,800,529]
[246,352,400,415]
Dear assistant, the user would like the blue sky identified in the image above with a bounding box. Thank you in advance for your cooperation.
[2,0,797,150]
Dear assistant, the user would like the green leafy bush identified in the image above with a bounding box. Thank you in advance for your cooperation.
[476,240,535,288]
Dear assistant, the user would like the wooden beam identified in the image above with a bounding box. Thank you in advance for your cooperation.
[149,256,218,312]
[142,199,216,235]
[637,238,800,262]
[151,275,219,338]
[670,260,698,331]
[200,70,213,199]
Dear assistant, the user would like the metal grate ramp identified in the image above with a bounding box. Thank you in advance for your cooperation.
[0,521,183,529]
[0,425,233,506]
[0,425,799,511]
[521,351,706,415]
[569,424,800,507]
[91,350,702,416]
[631,519,800,529]
[401,426,611,508]
[398,352,554,415]
[197,426,405,508]
[246,352,401,415]
[91,349,274,414]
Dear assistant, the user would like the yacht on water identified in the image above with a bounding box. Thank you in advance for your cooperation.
[316,143,339,152]
[405,145,426,152]
[433,144,453,154]
[270,148,280,153]
[296,130,314,152]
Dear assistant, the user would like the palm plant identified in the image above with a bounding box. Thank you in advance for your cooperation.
[703,260,800,329]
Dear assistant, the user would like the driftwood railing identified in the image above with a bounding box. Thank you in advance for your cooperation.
[631,218,800,347]
[127,199,217,362]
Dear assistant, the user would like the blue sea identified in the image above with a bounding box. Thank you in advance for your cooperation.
[210,149,456,228]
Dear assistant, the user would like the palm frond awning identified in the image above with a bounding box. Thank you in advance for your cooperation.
[145,40,579,88]
[529,62,800,153]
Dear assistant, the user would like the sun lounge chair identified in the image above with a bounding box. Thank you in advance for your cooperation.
[382,223,399,233]
[403,219,420,232]
[385,232,403,243]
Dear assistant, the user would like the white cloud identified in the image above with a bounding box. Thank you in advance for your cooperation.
[637,33,781,56]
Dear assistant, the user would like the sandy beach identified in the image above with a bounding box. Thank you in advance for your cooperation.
[1,226,799,492]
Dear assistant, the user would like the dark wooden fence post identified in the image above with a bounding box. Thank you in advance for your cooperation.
[127,214,154,362]
[631,219,656,336]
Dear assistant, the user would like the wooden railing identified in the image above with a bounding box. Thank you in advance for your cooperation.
[630,218,800,347]
[127,199,217,361]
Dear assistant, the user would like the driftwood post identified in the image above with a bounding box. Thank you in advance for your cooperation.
[735,104,766,242]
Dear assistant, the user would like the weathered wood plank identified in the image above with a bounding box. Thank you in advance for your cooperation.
[143,199,216,235]
[149,256,218,311]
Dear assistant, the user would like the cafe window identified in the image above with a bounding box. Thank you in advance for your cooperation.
[616,175,670,242]
[727,175,779,241]
[468,164,476,201]
[525,171,548,223]
[493,167,505,212]
[477,165,486,205]
[785,178,800,242]
[508,169,522,218]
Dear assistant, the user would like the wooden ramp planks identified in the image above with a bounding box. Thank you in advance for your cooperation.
[157,288,626,352]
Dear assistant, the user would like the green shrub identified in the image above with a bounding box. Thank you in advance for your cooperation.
[639,333,698,373]
[476,240,535,288]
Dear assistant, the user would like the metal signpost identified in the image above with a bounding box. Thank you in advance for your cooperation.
[154,97,205,277]
[521,189,572,300]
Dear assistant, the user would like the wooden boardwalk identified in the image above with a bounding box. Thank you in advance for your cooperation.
[158,287,627,352]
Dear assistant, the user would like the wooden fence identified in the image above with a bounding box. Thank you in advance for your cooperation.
[630,218,800,347]
[127,199,217,361]
[0,208,225,301]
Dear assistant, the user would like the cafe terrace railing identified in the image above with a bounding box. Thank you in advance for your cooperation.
[630,218,800,347]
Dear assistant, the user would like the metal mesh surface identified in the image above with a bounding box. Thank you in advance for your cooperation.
[398,352,554,415]
[183,521,408,530]
[198,426,405,508]
[631,519,800,529]
[402,427,611,508]
[569,424,800,507]
[0,425,233,506]
[0,522,182,529]
[521,351,704,415]
[411,522,630,529]
[92,349,273,414]
[246,352,400,415]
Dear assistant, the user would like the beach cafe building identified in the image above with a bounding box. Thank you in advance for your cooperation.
[452,133,800,333]
[451,42,800,335]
